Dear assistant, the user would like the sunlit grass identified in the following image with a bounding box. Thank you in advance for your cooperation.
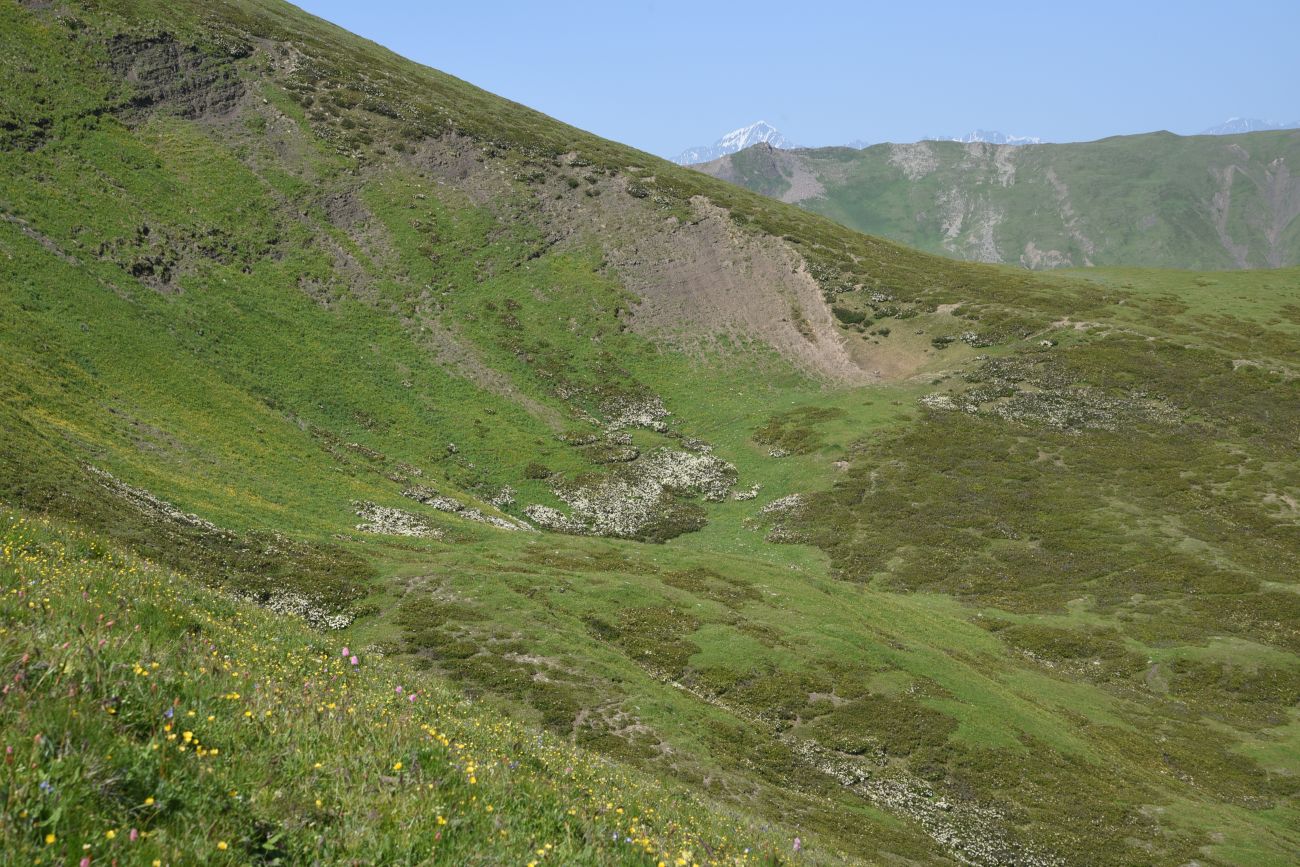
[0,509,790,865]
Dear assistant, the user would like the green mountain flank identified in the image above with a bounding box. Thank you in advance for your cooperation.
[2,1,1298,864]
[694,133,1300,270]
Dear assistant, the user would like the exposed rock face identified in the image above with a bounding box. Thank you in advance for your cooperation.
[888,142,941,180]
[107,32,248,120]
[603,198,872,383]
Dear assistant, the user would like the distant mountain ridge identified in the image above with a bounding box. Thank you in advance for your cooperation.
[675,124,1043,163]
[678,117,1300,164]
[926,129,1044,146]
[1201,116,1300,135]
[694,129,1300,270]
[673,120,794,165]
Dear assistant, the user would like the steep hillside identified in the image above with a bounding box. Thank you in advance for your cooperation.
[696,132,1300,270]
[2,1,1298,865]
[0,509,790,865]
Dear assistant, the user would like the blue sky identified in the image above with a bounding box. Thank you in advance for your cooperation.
[293,0,1300,158]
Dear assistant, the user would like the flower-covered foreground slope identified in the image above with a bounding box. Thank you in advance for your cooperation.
[0,509,800,866]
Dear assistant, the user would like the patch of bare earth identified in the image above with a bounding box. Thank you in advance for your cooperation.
[888,142,940,180]
[775,151,826,204]
[597,197,874,383]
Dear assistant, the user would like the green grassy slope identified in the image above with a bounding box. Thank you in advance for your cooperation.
[1,1,1298,865]
[0,509,790,865]
[695,132,1300,270]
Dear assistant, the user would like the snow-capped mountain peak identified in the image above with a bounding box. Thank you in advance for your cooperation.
[717,121,788,150]
[927,129,1044,146]
[674,121,795,165]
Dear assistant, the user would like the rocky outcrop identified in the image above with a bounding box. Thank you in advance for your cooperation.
[106,31,248,120]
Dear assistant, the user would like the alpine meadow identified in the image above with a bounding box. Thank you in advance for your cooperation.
[0,2,1297,866]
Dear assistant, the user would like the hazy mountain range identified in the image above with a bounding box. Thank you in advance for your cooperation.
[1200,116,1300,135]
[676,117,1300,164]
[925,130,1044,146]
[694,130,1300,270]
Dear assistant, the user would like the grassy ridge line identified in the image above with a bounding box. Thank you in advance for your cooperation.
[71,0,1105,318]
[0,508,804,866]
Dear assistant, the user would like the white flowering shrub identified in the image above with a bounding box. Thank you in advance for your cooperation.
[402,486,534,532]
[918,393,958,411]
[353,501,444,538]
[755,493,810,544]
[919,385,1175,431]
[602,393,670,433]
[639,449,736,501]
[261,590,354,630]
[524,448,737,541]
[916,354,1180,433]
[86,465,220,533]
[760,494,805,515]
